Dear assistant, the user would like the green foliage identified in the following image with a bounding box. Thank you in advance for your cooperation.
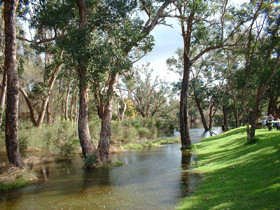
[138,127,151,138]
[0,178,26,192]
[57,136,79,160]
[89,120,101,142]
[111,122,124,143]
[18,134,28,157]
[0,167,37,192]
[17,121,79,158]
[123,126,139,142]
[84,153,98,168]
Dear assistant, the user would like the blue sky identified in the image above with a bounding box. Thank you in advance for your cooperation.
[135,0,248,83]
[136,17,182,83]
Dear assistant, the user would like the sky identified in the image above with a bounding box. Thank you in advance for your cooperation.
[135,0,248,83]
[135,18,182,83]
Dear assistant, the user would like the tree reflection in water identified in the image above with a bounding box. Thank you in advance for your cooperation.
[181,152,198,198]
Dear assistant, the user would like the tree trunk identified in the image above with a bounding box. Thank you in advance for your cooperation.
[19,87,37,125]
[209,103,216,130]
[180,55,192,150]
[98,72,118,163]
[74,93,79,123]
[121,101,127,121]
[37,63,62,128]
[249,57,279,140]
[222,105,228,130]
[69,90,76,122]
[75,0,96,160]
[267,90,277,115]
[4,0,24,168]
[78,69,94,158]
[99,108,111,163]
[64,81,72,120]
[0,68,7,129]
[46,102,51,124]
[194,90,209,131]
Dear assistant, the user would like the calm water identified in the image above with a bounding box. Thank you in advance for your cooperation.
[0,128,221,210]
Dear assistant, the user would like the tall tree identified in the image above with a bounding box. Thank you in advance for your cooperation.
[125,64,171,118]
[239,0,280,141]
[4,0,24,167]
[169,0,251,149]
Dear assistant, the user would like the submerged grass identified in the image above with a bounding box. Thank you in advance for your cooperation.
[122,137,180,150]
[0,167,38,192]
[179,127,280,209]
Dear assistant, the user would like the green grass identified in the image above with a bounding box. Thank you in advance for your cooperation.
[0,167,38,192]
[123,137,180,150]
[179,127,280,210]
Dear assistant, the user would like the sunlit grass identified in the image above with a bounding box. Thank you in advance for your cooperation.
[179,127,280,209]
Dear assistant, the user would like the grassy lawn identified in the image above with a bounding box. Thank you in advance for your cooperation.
[179,127,280,209]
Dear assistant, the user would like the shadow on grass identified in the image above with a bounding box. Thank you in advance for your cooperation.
[179,128,280,209]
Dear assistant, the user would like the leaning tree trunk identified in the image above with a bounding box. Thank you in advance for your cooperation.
[194,91,209,131]
[180,55,192,150]
[4,0,24,168]
[19,88,37,125]
[46,102,51,124]
[0,68,7,129]
[98,72,118,163]
[37,63,62,128]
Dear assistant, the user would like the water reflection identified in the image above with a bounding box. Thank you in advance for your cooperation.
[181,153,191,197]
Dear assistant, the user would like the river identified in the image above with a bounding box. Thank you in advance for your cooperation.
[0,128,221,210]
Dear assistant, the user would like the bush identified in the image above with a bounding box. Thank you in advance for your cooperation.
[123,126,139,142]
[16,121,79,158]
[111,122,124,143]
[18,134,28,157]
[138,127,151,139]
[89,120,101,142]
[57,136,79,159]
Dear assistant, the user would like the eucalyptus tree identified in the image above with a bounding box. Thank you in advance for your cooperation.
[168,0,252,149]
[238,0,280,141]
[124,64,172,118]
[30,0,176,164]
[88,0,176,163]
[3,0,24,167]
[19,48,63,128]
[266,70,280,116]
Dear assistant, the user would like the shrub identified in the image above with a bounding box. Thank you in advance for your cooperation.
[138,127,151,139]
[84,153,98,168]
[111,122,124,143]
[89,120,101,142]
[123,126,139,142]
[18,134,28,157]
[150,126,158,139]
[57,137,79,159]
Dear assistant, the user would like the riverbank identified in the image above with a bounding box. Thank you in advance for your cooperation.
[179,127,280,209]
